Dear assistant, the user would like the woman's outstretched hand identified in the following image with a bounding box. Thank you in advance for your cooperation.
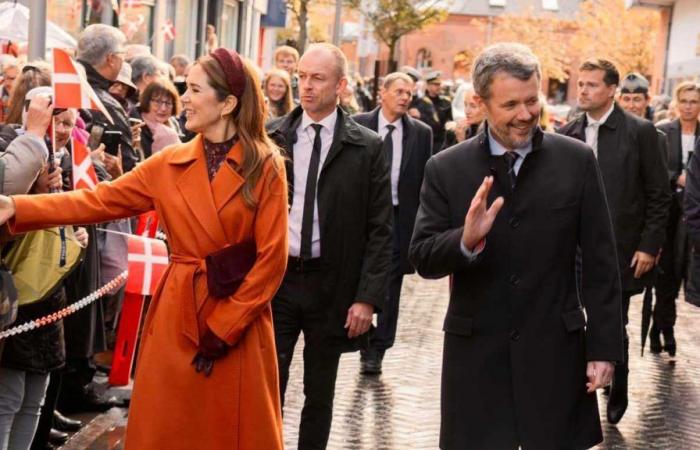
[0,196,16,226]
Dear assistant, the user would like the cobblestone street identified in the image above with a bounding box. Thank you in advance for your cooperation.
[63,275,700,449]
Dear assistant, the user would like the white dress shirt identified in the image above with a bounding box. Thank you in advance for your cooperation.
[378,109,403,206]
[585,103,615,157]
[288,109,338,258]
[682,134,695,166]
[460,129,533,259]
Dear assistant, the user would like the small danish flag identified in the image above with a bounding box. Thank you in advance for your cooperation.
[71,138,98,190]
[161,20,176,42]
[126,235,169,296]
[52,48,113,124]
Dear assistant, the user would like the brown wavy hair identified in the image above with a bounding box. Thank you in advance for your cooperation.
[5,61,52,125]
[196,54,281,209]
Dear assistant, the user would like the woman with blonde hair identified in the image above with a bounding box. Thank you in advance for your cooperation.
[262,68,294,121]
[0,48,288,449]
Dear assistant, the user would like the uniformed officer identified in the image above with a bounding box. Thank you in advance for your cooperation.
[424,71,453,151]
[401,66,441,154]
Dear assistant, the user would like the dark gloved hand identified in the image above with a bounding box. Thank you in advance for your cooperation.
[191,327,229,377]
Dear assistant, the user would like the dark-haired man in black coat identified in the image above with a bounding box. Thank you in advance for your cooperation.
[410,43,623,450]
[353,72,433,374]
[560,58,670,425]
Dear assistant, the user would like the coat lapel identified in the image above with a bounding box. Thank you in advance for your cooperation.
[211,141,245,213]
[321,107,349,172]
[400,114,415,175]
[171,136,227,246]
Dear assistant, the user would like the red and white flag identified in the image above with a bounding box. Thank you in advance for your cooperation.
[71,138,98,190]
[161,20,176,42]
[126,235,169,296]
[52,48,114,124]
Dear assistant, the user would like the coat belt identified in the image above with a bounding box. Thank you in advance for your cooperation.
[168,254,208,346]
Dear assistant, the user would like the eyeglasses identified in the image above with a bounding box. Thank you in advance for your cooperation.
[151,98,174,109]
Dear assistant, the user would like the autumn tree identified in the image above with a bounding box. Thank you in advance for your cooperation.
[491,9,574,82]
[571,0,659,77]
[345,0,448,73]
[286,0,332,52]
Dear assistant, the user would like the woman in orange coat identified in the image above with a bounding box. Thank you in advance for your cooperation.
[0,49,288,449]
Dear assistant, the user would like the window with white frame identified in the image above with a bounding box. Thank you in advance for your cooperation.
[489,0,506,6]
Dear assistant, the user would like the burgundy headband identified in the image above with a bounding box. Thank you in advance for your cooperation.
[210,48,246,99]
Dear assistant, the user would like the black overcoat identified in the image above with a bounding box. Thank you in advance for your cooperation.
[682,137,700,306]
[268,106,393,351]
[559,104,671,293]
[409,128,624,450]
[352,107,433,274]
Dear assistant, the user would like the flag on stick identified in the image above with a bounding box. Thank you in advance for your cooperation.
[71,138,98,190]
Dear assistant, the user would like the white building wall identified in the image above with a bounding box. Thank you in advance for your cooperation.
[667,0,700,67]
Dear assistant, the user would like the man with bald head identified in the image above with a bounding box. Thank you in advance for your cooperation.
[268,43,393,449]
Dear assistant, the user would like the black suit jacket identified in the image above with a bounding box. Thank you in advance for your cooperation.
[658,118,700,192]
[267,106,393,351]
[352,108,433,273]
[559,104,671,293]
[409,128,623,449]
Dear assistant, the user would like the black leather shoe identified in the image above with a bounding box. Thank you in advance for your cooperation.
[607,367,628,424]
[60,391,119,414]
[48,428,69,446]
[649,324,662,354]
[54,410,83,432]
[662,327,676,357]
[360,349,384,375]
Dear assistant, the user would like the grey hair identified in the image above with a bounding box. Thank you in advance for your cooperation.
[0,55,18,72]
[383,72,414,90]
[471,43,541,99]
[77,24,126,67]
[303,43,348,80]
[131,55,165,84]
[170,54,191,67]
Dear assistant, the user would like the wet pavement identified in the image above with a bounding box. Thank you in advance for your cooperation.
[60,275,700,449]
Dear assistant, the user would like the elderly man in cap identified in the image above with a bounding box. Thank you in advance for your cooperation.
[424,71,453,151]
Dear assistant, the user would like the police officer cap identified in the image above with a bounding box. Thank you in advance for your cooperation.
[400,66,422,82]
[425,71,442,83]
[620,73,649,95]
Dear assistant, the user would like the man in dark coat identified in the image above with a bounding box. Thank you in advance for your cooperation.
[559,58,670,425]
[410,43,623,450]
[76,24,139,173]
[682,137,700,307]
[656,81,700,352]
[267,43,393,449]
[352,72,433,374]
[424,71,453,152]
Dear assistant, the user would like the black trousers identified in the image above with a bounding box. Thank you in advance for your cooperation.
[655,203,686,329]
[273,266,341,450]
[371,207,404,351]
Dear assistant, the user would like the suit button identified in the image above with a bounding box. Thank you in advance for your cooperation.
[509,275,520,286]
[510,330,520,341]
[509,217,519,228]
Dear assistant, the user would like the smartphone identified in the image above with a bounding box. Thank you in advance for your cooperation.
[101,130,122,156]
[128,117,144,127]
[87,124,105,150]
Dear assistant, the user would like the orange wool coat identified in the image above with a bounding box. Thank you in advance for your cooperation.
[10,136,288,450]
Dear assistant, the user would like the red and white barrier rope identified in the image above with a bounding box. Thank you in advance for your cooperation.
[0,271,129,340]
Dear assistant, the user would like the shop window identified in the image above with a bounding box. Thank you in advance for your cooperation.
[542,0,559,11]
[48,0,83,38]
[220,1,240,50]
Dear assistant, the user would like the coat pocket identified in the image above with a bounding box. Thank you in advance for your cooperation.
[443,315,473,337]
[562,308,586,332]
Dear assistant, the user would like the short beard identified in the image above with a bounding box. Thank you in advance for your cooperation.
[490,122,535,150]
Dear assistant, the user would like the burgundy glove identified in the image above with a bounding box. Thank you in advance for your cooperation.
[191,327,229,377]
